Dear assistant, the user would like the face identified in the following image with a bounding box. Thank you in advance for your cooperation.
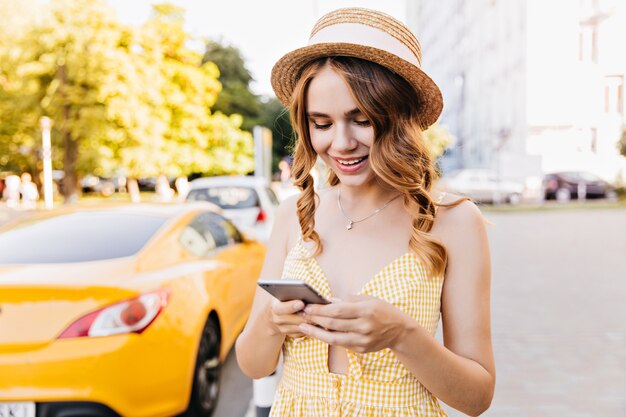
[306,65,375,188]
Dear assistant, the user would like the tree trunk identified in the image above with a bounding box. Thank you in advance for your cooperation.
[58,62,79,204]
[127,178,141,203]
[62,128,79,203]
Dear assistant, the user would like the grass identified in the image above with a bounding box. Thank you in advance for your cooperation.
[479,197,626,213]
[75,191,158,205]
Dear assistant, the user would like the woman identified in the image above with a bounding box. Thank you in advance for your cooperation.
[236,8,494,416]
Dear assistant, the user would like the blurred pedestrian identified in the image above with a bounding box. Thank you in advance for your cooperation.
[274,156,300,201]
[155,175,174,202]
[127,178,141,203]
[236,8,494,416]
[175,176,190,202]
[278,156,293,184]
[3,174,21,209]
[19,173,39,210]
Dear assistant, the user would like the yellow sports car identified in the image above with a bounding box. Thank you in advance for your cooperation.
[0,203,264,417]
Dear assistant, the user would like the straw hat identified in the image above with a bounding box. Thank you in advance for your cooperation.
[271,7,443,129]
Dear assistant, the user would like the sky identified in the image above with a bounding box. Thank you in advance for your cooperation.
[106,0,407,97]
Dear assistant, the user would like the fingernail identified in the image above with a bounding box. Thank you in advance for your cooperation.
[303,305,312,314]
[294,301,304,311]
[299,324,309,334]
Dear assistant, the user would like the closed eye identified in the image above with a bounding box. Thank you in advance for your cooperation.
[353,119,371,127]
[312,121,332,130]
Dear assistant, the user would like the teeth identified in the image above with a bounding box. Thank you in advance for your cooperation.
[338,158,364,165]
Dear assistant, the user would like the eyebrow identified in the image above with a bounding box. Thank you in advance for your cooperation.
[306,108,363,118]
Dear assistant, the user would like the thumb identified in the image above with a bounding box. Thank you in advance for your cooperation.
[272,298,305,314]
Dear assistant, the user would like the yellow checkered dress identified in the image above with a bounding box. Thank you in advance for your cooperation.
[269,239,448,417]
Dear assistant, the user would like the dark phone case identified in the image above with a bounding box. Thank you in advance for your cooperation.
[258,280,330,305]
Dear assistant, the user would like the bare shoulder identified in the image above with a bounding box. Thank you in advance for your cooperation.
[432,193,486,242]
[274,194,301,249]
[277,192,299,215]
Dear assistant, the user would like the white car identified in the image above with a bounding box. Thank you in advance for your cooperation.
[438,169,525,205]
[186,176,279,241]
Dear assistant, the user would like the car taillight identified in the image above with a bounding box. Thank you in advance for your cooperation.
[58,289,170,339]
[256,208,267,223]
[546,179,558,190]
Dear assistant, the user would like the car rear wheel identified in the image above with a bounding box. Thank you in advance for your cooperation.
[556,187,571,203]
[508,193,522,205]
[185,316,221,417]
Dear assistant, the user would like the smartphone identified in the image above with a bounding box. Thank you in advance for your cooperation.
[258,279,330,305]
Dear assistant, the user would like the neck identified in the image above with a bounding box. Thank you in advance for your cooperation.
[337,182,401,212]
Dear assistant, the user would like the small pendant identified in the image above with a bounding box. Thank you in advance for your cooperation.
[346,221,353,230]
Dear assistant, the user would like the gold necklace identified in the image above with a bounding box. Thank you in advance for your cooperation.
[337,188,401,230]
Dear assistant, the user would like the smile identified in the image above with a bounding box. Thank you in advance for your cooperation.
[333,155,369,173]
[336,156,368,165]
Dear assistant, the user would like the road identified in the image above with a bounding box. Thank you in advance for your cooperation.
[213,350,253,417]
[215,208,626,417]
[443,208,626,417]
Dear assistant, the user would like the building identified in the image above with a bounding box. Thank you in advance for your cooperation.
[409,0,626,184]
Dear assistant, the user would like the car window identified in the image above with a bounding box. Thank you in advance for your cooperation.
[180,212,241,256]
[187,186,260,209]
[222,218,243,243]
[578,172,601,182]
[265,187,280,206]
[561,173,581,182]
[0,212,168,264]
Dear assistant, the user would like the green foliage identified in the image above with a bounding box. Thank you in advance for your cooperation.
[202,40,261,131]
[0,0,254,199]
[258,97,294,170]
[618,127,626,158]
[423,123,456,160]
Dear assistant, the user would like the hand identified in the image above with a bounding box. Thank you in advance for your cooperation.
[300,295,408,353]
[266,298,307,338]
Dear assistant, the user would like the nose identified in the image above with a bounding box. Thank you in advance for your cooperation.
[330,123,358,153]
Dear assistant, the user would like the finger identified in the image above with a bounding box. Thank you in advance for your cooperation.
[305,315,364,333]
[299,323,361,347]
[272,299,305,315]
[279,325,306,339]
[272,312,307,326]
[303,300,362,319]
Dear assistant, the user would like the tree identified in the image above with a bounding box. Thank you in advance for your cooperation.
[0,0,254,201]
[618,127,626,158]
[258,97,294,170]
[202,40,261,131]
[0,0,45,176]
[0,0,142,200]
[423,123,456,160]
[124,4,253,178]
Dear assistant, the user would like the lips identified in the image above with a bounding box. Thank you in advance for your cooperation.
[333,155,369,173]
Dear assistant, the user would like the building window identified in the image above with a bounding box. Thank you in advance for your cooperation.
[604,75,624,115]
[578,24,598,62]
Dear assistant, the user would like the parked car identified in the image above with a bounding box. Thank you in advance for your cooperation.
[437,168,526,204]
[186,176,279,241]
[543,171,617,202]
[0,203,265,417]
[80,175,123,197]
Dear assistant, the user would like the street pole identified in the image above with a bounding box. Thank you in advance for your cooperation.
[253,126,272,185]
[40,116,54,210]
